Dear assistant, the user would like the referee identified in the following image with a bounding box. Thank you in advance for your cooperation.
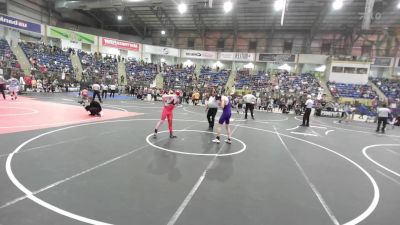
[301,95,314,127]
[206,91,218,129]
[243,92,256,120]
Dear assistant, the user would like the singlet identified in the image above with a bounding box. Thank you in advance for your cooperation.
[162,94,178,110]
[9,78,19,88]
[221,96,231,114]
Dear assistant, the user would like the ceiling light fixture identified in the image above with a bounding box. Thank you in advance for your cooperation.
[397,1,400,9]
[332,0,343,10]
[161,30,166,35]
[223,1,233,13]
[274,0,284,11]
[178,3,187,14]
[117,15,122,21]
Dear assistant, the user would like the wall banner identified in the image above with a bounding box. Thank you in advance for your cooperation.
[102,38,140,51]
[143,45,180,57]
[0,13,41,33]
[218,52,255,62]
[47,26,96,45]
[257,53,296,62]
[181,49,217,60]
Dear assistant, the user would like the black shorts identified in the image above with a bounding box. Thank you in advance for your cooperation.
[238,103,243,109]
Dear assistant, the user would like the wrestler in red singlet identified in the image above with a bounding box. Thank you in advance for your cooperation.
[153,90,180,138]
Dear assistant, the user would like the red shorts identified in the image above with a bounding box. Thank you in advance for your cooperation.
[161,106,174,120]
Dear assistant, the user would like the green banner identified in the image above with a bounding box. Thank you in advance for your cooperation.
[47,26,95,45]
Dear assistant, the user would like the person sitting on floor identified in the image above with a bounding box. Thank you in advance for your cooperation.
[85,99,102,117]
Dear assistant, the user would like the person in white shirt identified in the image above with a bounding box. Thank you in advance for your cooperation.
[101,83,108,99]
[92,83,102,103]
[206,90,218,129]
[243,92,256,120]
[109,84,116,98]
[376,104,391,133]
[301,95,314,127]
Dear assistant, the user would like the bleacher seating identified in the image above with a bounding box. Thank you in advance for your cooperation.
[235,70,268,90]
[125,60,158,86]
[78,51,118,81]
[198,67,230,88]
[0,39,20,70]
[371,78,400,99]
[327,82,377,99]
[20,42,74,75]
[163,66,195,89]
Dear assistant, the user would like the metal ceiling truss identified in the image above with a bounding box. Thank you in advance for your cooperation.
[192,5,206,48]
[125,7,148,38]
[150,6,177,36]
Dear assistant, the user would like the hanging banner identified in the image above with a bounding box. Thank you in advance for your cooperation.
[218,52,255,62]
[372,57,393,67]
[181,49,217,60]
[143,45,180,57]
[257,53,296,62]
[102,38,140,52]
[0,13,41,33]
[47,26,96,45]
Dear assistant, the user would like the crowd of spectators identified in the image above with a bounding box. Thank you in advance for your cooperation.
[125,60,159,87]
[20,42,74,76]
[234,70,269,90]
[327,82,377,99]
[0,39,23,79]
[78,51,118,83]
[198,66,230,89]
[163,66,197,90]
[371,78,400,99]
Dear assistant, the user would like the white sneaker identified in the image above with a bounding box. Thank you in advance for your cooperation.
[224,139,232,144]
[212,139,220,143]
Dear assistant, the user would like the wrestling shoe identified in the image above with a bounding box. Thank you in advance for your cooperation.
[170,134,177,138]
[212,139,221,143]
[224,139,232,144]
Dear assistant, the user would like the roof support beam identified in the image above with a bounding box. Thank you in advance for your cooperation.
[87,11,104,29]
[361,0,375,30]
[232,7,238,51]
[150,6,177,36]
[192,5,206,49]
[303,3,331,53]
[125,7,147,38]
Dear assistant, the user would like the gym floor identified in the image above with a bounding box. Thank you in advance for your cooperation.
[0,93,399,225]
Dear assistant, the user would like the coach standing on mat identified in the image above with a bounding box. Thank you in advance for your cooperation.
[243,92,256,120]
[206,90,218,130]
[301,95,314,127]
[376,104,391,134]
[92,82,102,103]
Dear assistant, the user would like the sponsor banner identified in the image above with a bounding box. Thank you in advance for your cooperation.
[372,57,393,67]
[181,49,217,60]
[218,52,255,62]
[257,53,296,62]
[47,26,96,45]
[0,13,41,33]
[102,38,140,52]
[143,45,180,57]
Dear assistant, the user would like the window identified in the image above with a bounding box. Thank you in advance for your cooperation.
[344,67,356,74]
[217,39,225,49]
[283,41,292,53]
[249,40,257,50]
[187,38,195,48]
[160,38,167,46]
[356,68,368,74]
[321,43,331,54]
[332,66,343,73]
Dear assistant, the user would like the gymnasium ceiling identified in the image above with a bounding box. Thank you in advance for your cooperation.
[52,0,400,37]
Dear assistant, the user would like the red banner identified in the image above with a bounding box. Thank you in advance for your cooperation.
[101,37,140,51]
